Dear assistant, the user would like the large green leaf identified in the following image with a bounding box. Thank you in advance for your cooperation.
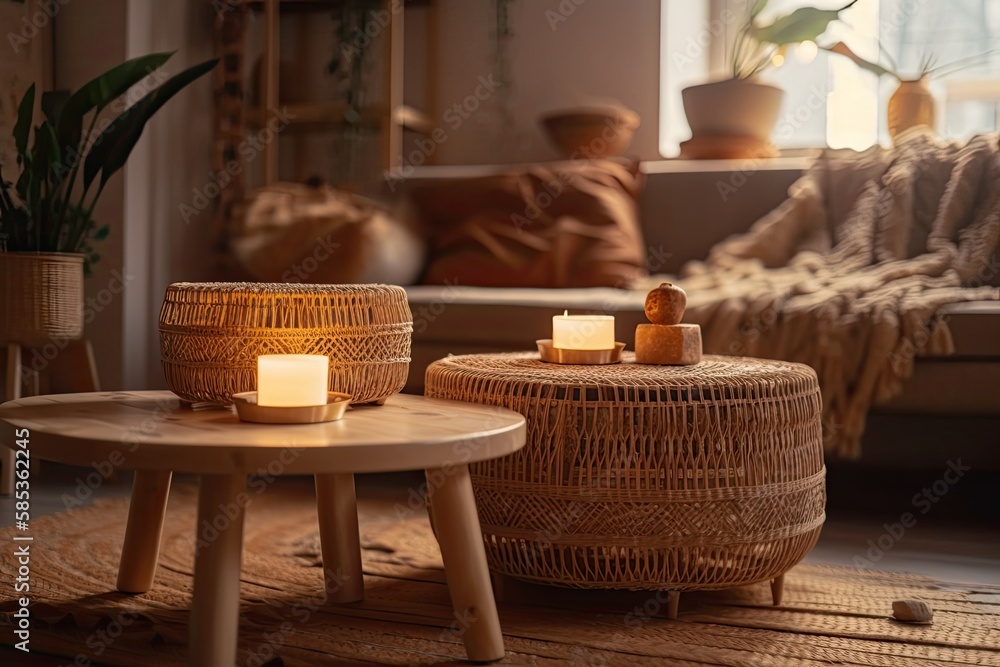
[13,84,34,158]
[83,58,218,190]
[57,52,174,155]
[750,0,769,18]
[41,90,70,125]
[39,122,61,184]
[752,0,857,46]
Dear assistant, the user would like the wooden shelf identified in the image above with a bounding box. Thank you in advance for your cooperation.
[214,0,419,197]
[243,0,431,12]
[394,105,433,134]
[247,101,431,134]
[248,101,349,129]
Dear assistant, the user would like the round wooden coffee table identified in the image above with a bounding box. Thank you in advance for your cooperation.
[426,353,826,617]
[0,391,525,666]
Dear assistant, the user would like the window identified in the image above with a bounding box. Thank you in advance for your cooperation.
[659,0,1000,156]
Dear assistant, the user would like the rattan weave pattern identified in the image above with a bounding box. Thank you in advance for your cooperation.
[159,282,412,405]
[425,353,826,591]
[0,252,84,346]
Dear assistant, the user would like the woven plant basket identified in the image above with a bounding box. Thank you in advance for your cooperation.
[0,252,85,347]
[425,353,826,591]
[159,282,412,405]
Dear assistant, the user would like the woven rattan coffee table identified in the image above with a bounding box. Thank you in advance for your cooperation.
[425,353,826,617]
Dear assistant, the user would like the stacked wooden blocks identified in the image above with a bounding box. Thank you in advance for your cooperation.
[635,282,702,365]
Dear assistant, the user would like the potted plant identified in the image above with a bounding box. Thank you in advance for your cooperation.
[826,43,997,142]
[0,52,216,347]
[681,0,856,156]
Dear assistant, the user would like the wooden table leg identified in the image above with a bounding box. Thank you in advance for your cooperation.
[315,472,364,603]
[116,470,172,593]
[190,474,247,667]
[426,464,504,662]
[2,344,21,496]
[771,573,785,606]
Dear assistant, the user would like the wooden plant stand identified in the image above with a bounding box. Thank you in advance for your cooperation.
[0,339,100,495]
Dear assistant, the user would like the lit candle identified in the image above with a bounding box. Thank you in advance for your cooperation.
[256,354,330,407]
[552,311,615,350]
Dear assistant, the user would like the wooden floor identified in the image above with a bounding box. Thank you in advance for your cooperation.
[1,467,998,665]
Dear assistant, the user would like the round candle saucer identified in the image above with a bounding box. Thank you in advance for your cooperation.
[231,391,352,424]
[536,339,625,365]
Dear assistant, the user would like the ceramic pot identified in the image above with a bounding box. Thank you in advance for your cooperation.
[681,78,784,141]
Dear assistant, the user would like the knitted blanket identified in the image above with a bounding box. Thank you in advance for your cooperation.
[672,131,1000,458]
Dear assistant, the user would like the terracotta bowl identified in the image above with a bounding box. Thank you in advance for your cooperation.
[541,106,641,158]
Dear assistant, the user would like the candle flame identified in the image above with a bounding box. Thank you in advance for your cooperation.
[564,310,568,316]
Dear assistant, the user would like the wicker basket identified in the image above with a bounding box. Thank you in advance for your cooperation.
[159,282,412,405]
[0,252,85,347]
[425,353,825,591]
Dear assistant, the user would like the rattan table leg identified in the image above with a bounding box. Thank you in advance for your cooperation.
[771,574,785,605]
[1,344,21,496]
[116,470,172,593]
[190,473,247,667]
[666,590,680,619]
[490,573,536,604]
[315,472,364,603]
[427,464,504,662]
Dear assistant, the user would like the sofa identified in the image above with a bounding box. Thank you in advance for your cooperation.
[397,160,1000,468]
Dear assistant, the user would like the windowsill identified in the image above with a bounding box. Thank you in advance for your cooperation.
[641,155,815,174]
[387,154,816,183]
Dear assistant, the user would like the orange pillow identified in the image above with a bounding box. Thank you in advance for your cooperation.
[412,158,647,288]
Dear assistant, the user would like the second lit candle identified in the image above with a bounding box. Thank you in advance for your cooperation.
[552,311,615,350]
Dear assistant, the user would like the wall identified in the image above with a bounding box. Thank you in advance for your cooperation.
[122,0,217,390]
[53,0,128,389]
[415,0,662,165]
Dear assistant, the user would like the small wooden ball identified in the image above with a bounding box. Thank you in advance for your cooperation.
[644,282,687,325]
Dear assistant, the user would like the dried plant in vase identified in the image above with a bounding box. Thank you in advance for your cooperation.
[826,42,997,141]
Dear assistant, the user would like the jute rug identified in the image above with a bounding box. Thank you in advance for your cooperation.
[1,483,998,666]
